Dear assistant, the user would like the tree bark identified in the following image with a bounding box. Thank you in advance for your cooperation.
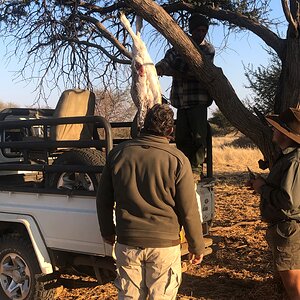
[275,26,300,112]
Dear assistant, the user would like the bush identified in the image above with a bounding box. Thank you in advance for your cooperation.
[209,108,236,136]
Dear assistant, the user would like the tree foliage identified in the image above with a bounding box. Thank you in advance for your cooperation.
[209,108,235,136]
[0,0,274,98]
[0,0,133,97]
[245,50,281,115]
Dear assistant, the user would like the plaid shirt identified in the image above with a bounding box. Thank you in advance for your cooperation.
[156,39,215,109]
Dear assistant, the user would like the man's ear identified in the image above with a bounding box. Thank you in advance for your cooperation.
[166,127,174,136]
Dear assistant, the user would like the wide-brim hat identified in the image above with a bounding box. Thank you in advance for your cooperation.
[266,107,300,144]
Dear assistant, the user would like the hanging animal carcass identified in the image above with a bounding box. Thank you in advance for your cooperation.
[119,13,162,136]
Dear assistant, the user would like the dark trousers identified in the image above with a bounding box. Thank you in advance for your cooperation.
[175,104,207,173]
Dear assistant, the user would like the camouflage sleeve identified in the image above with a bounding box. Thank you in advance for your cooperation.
[260,158,300,222]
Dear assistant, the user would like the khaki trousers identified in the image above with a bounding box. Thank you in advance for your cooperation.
[115,243,182,300]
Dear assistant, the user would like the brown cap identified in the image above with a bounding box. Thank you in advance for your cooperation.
[188,14,209,33]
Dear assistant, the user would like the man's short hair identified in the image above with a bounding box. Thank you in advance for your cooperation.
[143,104,174,137]
[189,14,209,33]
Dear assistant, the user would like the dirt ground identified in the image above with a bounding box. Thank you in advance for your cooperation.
[54,158,286,299]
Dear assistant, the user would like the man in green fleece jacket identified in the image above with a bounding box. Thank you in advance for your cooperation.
[97,104,205,299]
[249,106,300,299]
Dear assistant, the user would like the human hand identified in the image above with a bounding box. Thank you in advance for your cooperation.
[102,235,115,245]
[251,176,266,194]
[188,252,203,265]
[156,65,163,76]
[247,176,265,194]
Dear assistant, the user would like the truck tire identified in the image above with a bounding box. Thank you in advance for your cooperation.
[49,149,106,191]
[0,234,54,300]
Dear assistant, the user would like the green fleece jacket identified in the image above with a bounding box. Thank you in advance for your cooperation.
[260,147,300,223]
[96,134,205,255]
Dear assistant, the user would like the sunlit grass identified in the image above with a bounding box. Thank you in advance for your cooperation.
[212,135,266,174]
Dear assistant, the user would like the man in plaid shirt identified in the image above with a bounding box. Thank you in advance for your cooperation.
[156,14,215,179]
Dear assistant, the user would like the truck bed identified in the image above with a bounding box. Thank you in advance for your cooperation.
[0,189,112,257]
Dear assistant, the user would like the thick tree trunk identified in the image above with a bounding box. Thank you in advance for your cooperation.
[127,0,275,166]
[275,29,300,112]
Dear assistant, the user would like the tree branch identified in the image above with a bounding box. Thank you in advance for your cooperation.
[161,1,285,59]
[78,0,127,15]
[79,14,132,59]
[63,37,132,64]
[281,0,298,36]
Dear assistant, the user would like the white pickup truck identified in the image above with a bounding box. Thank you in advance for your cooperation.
[0,107,214,300]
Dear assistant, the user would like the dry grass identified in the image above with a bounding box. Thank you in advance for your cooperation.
[212,134,266,175]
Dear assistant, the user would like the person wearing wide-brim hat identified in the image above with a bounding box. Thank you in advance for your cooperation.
[250,106,300,299]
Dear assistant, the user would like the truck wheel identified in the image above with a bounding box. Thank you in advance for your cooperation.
[0,234,54,300]
[49,149,106,191]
